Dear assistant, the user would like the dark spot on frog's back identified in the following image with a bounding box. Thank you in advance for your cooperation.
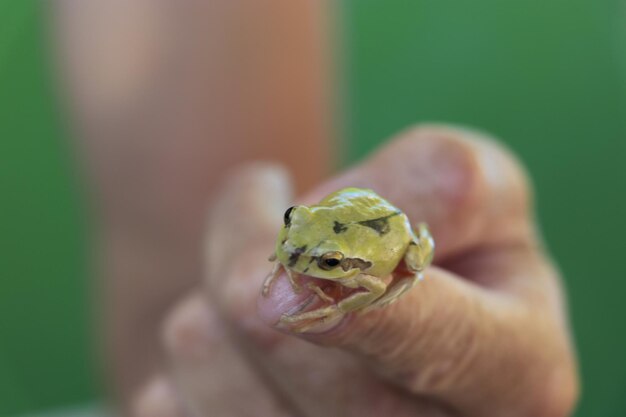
[358,218,390,235]
[333,221,348,234]
[288,245,307,267]
[357,211,401,235]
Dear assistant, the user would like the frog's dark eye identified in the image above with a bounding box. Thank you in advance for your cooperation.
[284,206,296,227]
[318,251,344,270]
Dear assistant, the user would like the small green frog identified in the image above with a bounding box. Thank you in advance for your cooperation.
[262,187,434,331]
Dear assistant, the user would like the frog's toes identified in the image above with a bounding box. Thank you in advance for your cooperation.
[279,306,345,333]
[279,305,340,328]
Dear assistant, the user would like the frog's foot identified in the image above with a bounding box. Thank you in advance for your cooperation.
[279,305,342,333]
[280,304,338,322]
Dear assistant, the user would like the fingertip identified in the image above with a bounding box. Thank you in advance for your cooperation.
[214,162,294,220]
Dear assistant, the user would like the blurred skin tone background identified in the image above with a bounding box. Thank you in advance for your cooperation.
[0,1,625,417]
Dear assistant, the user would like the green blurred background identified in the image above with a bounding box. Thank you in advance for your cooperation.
[0,1,624,416]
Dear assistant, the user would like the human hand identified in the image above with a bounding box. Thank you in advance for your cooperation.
[133,125,578,417]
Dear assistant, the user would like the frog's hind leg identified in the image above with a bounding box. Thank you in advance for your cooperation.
[362,275,420,312]
[336,274,387,313]
[404,222,435,272]
[364,224,434,311]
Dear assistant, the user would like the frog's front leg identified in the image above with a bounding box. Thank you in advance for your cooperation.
[261,261,282,296]
[262,257,303,297]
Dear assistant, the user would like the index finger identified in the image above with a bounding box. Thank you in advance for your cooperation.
[258,125,577,416]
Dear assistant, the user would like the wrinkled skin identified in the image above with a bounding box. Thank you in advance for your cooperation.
[134,126,579,417]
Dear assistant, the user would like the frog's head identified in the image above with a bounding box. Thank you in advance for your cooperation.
[274,205,371,280]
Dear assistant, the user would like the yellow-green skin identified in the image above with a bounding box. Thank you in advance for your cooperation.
[266,187,434,331]
[275,187,425,281]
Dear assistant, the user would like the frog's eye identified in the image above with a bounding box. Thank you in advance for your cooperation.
[318,251,344,270]
[283,206,296,227]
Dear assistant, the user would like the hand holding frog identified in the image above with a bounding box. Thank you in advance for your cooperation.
[133,126,578,417]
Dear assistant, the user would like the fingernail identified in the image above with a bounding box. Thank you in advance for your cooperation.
[223,163,292,219]
[133,376,182,417]
[253,164,293,219]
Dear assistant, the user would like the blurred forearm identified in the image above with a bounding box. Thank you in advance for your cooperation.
[52,0,333,408]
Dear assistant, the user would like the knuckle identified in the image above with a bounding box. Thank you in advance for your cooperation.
[378,124,487,249]
[393,123,533,200]
[389,124,485,205]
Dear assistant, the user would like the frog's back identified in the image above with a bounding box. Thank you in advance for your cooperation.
[317,188,398,222]
[315,188,412,276]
